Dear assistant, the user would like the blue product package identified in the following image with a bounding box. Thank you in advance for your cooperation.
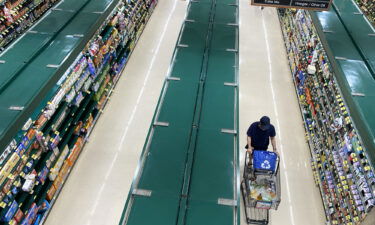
[253,150,278,173]
[15,143,25,155]
[2,200,18,222]
[32,215,41,225]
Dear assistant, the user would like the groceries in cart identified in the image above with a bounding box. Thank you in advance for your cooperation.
[249,182,277,202]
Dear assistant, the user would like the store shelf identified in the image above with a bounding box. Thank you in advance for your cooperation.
[0,0,62,52]
[309,8,375,164]
[353,0,375,27]
[0,0,158,224]
[279,8,375,224]
[332,0,375,78]
[119,0,240,224]
[0,0,120,154]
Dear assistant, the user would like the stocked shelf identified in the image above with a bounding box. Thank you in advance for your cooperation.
[279,9,375,225]
[0,0,61,52]
[0,0,157,224]
[354,0,375,26]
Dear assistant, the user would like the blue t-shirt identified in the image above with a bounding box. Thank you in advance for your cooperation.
[247,122,276,150]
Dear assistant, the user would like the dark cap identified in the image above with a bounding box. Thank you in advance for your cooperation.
[259,116,270,130]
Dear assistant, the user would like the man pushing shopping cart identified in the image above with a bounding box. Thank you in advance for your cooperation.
[245,116,277,154]
[242,116,281,224]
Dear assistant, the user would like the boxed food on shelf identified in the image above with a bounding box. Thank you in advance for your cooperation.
[58,162,70,181]
[278,9,375,224]
[14,209,24,223]
[0,153,20,185]
[66,138,84,166]
[3,178,13,194]
[46,186,56,202]
[52,175,63,191]
[20,203,38,225]
[37,167,49,185]
[1,200,18,222]
[22,172,37,193]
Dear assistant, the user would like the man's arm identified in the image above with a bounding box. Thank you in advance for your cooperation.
[270,136,277,152]
[247,136,253,153]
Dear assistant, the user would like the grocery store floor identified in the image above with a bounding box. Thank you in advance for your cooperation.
[45,0,326,225]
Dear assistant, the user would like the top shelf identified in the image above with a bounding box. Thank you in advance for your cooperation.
[0,0,120,153]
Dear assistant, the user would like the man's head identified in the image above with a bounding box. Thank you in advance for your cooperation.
[259,116,271,130]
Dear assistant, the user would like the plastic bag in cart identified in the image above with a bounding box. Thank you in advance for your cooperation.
[253,150,278,173]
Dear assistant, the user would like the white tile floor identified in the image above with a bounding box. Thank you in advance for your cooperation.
[45,1,326,225]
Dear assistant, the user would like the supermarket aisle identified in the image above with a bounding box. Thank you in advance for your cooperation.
[238,3,326,225]
[44,0,188,225]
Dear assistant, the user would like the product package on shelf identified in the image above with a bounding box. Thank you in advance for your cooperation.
[0,0,158,224]
[0,0,61,52]
[278,9,375,225]
[354,0,375,26]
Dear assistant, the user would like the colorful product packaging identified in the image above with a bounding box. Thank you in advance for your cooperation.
[46,186,57,201]
[1,200,18,222]
[20,203,38,225]
[59,161,70,181]
[38,166,49,184]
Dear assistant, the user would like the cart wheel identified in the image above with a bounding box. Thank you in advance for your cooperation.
[247,218,251,224]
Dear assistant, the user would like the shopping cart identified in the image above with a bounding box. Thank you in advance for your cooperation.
[241,150,281,224]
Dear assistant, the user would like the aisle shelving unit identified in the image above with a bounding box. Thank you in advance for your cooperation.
[0,0,62,52]
[0,0,157,224]
[279,9,375,225]
[354,0,375,26]
[119,0,240,224]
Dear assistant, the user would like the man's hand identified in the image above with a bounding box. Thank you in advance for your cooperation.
[247,147,254,155]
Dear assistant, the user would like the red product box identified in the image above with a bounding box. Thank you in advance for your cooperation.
[14,209,24,223]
